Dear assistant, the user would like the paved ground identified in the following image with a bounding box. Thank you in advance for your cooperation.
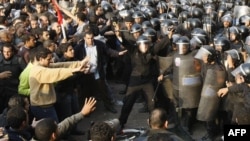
[66,81,209,141]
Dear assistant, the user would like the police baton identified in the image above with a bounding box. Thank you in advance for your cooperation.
[152,82,160,102]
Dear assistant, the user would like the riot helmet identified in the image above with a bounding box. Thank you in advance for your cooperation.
[167,12,177,19]
[204,3,215,14]
[217,6,228,19]
[231,63,250,83]
[221,15,232,27]
[239,15,250,26]
[132,11,144,19]
[191,28,208,40]
[238,25,250,41]
[156,1,168,14]
[188,18,202,30]
[101,3,113,13]
[139,0,154,7]
[214,36,231,52]
[144,7,157,19]
[225,49,241,61]
[190,7,203,20]
[143,28,157,42]
[195,45,217,63]
[176,36,190,55]
[131,23,142,33]
[159,13,168,22]
[136,35,150,53]
[141,21,153,32]
[179,11,191,23]
[190,36,206,50]
[229,26,240,42]
[150,18,161,31]
[160,19,174,36]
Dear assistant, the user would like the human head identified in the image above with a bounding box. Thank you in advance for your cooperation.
[148,108,168,129]
[35,118,58,141]
[35,2,45,14]
[90,121,115,141]
[43,40,56,52]
[195,45,217,64]
[35,46,52,67]
[51,22,61,35]
[84,30,94,46]
[59,43,74,59]
[136,35,150,54]
[7,106,28,130]
[21,34,36,48]
[1,43,16,60]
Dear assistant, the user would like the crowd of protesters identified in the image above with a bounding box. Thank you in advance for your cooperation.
[1,0,250,141]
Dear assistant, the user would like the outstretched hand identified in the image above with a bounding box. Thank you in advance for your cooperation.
[81,97,97,116]
[217,88,229,97]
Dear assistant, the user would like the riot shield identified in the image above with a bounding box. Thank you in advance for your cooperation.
[196,69,226,121]
[173,54,202,108]
[234,6,250,19]
[158,56,173,74]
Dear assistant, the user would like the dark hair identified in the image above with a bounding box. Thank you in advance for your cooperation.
[35,118,57,141]
[21,34,35,43]
[29,47,38,63]
[147,133,174,141]
[8,95,25,109]
[59,43,71,53]
[90,121,114,141]
[76,12,86,22]
[43,40,54,48]
[35,46,52,61]
[7,106,27,129]
[149,108,168,128]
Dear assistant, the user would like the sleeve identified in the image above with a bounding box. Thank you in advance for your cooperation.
[57,113,84,137]
[32,67,74,83]
[18,71,30,96]
[49,61,81,68]
[228,83,249,97]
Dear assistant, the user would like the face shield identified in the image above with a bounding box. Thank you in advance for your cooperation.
[194,47,211,60]
[225,49,240,60]
[177,43,189,54]
[138,42,149,53]
[160,25,171,36]
[231,64,246,77]
[190,36,202,50]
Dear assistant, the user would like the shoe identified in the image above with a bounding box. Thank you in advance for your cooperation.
[138,106,149,113]
[105,105,118,113]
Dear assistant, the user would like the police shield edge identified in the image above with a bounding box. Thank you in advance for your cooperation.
[197,69,226,121]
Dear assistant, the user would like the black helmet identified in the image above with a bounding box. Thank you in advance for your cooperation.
[156,1,168,11]
[190,36,206,50]
[238,25,250,41]
[179,11,190,23]
[217,6,228,18]
[150,18,161,31]
[143,28,156,37]
[141,21,153,31]
[221,15,233,24]
[160,19,174,36]
[191,28,208,39]
[203,19,216,33]
[144,7,157,19]
[176,36,190,54]
[132,11,144,19]
[214,36,231,52]
[167,12,177,19]
[102,3,113,13]
[159,13,168,22]
[204,3,215,14]
[229,26,240,35]
[239,15,250,26]
[190,8,203,19]
[231,63,250,83]
[143,28,157,42]
[187,18,202,29]
[139,0,154,7]
[136,35,150,44]
[131,23,142,33]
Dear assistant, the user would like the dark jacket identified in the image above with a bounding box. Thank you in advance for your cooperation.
[74,39,119,80]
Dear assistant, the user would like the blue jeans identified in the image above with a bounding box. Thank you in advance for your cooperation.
[30,105,59,123]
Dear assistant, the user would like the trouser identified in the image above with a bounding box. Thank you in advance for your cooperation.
[30,105,59,123]
[78,74,114,108]
[55,92,79,122]
[119,83,155,125]
[0,88,17,113]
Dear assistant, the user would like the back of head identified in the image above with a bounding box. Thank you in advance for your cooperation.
[7,106,27,129]
[8,95,25,109]
[90,121,114,141]
[35,118,57,141]
[149,108,168,129]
